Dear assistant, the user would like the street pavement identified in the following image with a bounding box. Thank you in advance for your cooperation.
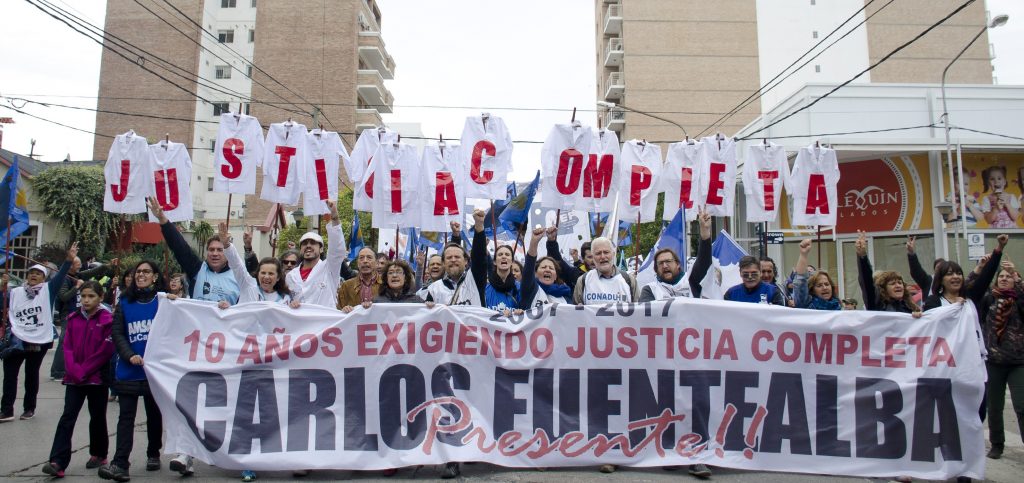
[1,350,1022,482]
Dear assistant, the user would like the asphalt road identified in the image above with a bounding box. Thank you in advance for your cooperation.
[1,350,1022,482]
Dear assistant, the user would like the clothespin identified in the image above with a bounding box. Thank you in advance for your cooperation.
[481,112,490,129]
[236,103,243,124]
[815,140,820,148]
[378,125,386,142]
[163,133,169,150]
[763,137,769,147]
[570,107,581,129]
[285,118,293,140]
[439,133,445,155]
[686,135,693,145]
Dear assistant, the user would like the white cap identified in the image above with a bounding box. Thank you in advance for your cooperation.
[299,231,324,246]
[28,264,49,277]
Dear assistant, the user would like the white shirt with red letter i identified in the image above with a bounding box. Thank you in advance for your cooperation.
[302,129,349,216]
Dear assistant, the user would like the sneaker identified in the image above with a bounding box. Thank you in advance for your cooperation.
[689,464,712,479]
[42,461,64,478]
[19,410,35,420]
[440,462,461,479]
[145,457,160,471]
[890,477,912,483]
[599,464,617,473]
[292,470,311,477]
[987,444,1004,459]
[957,477,972,483]
[0,412,14,422]
[98,464,131,482]
[241,470,257,481]
[86,457,108,469]
[381,468,398,476]
[169,455,194,476]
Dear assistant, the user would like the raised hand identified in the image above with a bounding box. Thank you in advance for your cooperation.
[906,236,916,254]
[855,230,868,258]
[998,234,1009,249]
[146,197,168,224]
[326,200,339,225]
[799,239,812,255]
[218,222,231,246]
[66,241,79,261]
[698,208,712,240]
[473,209,486,229]
[450,220,462,234]
[546,225,558,241]
[243,225,253,249]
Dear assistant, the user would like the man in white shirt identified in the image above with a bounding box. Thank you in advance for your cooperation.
[285,201,346,308]
[573,237,637,306]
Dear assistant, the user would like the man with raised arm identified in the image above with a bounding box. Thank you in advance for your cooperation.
[286,200,346,308]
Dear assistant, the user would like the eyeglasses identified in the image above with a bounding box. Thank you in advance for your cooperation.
[282,260,298,266]
[135,269,154,275]
[740,271,760,279]
[387,270,405,276]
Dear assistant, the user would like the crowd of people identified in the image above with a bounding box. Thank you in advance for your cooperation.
[0,198,1021,483]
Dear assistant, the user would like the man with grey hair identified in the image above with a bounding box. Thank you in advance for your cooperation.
[573,236,637,305]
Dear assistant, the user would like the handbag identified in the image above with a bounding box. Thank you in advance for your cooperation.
[0,326,25,360]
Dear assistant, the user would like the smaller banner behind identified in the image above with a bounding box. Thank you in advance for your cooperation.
[146,299,984,480]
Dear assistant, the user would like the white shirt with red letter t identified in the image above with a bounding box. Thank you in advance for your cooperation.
[742,141,790,223]
[260,121,308,205]
[791,144,840,226]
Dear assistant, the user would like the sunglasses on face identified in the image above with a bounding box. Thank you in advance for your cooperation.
[282,260,298,266]
[741,271,760,279]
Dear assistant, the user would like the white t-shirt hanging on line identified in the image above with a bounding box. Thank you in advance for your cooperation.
[104,130,152,214]
[742,141,790,223]
[351,128,400,212]
[790,144,841,226]
[147,141,193,223]
[420,142,466,233]
[541,122,593,210]
[585,129,623,213]
[459,115,513,200]
[662,140,703,222]
[213,113,265,195]
[371,142,421,229]
[260,121,308,205]
[697,136,738,217]
[618,140,662,223]
[302,129,349,216]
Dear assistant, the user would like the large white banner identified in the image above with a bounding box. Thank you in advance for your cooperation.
[145,299,985,480]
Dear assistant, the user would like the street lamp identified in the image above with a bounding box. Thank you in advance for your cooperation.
[942,13,1008,263]
[596,100,688,137]
[292,208,304,229]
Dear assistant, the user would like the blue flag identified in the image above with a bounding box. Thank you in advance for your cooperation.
[404,227,420,272]
[347,211,365,259]
[482,179,522,238]
[701,229,749,300]
[496,171,539,235]
[0,156,31,264]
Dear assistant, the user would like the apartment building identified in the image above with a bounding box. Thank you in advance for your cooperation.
[595,0,993,143]
[93,0,396,226]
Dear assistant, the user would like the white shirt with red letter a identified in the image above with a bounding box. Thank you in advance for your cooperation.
[791,144,840,226]
[459,114,513,200]
[420,142,466,233]
[541,123,593,210]
[104,130,152,214]
[742,141,790,223]
[147,140,193,223]
[213,112,265,195]
[260,121,308,205]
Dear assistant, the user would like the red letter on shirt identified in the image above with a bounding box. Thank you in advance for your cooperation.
[583,154,614,198]
[273,146,296,187]
[678,167,694,209]
[390,169,403,213]
[758,170,779,211]
[805,173,829,214]
[154,169,179,211]
[630,165,652,206]
[110,159,130,202]
[221,138,244,179]
[556,149,585,195]
[470,140,496,185]
[313,159,329,201]
[364,156,375,199]
[434,172,459,216]
[705,162,726,205]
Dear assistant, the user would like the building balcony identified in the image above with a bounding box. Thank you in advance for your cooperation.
[607,107,625,132]
[358,31,395,79]
[604,71,624,100]
[357,69,394,113]
[604,37,623,67]
[604,4,622,36]
[355,108,383,132]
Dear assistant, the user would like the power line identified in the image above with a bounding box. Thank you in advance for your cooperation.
[157,0,338,131]
[952,126,1024,142]
[739,0,978,141]
[699,0,893,137]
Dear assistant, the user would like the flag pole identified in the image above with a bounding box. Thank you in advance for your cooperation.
[490,200,498,250]
[634,211,641,277]
[394,226,400,260]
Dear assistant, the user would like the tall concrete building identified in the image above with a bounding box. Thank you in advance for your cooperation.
[596,0,994,143]
[93,0,395,227]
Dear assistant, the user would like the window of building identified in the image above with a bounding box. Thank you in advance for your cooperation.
[208,177,215,191]
[243,103,251,114]
[210,140,216,152]
[213,102,230,116]
[251,0,257,7]
[221,0,236,7]
[5,226,39,282]
[248,29,255,43]
[215,65,232,79]
[812,30,818,39]
[218,29,234,43]
[815,64,821,73]
[810,0,816,5]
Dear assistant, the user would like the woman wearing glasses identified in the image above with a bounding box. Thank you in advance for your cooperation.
[98,261,165,482]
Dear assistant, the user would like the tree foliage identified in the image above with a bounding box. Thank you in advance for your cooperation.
[192,220,214,248]
[31,166,122,255]
[274,188,377,255]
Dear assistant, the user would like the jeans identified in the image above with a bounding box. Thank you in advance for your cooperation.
[112,386,162,469]
[1,346,49,414]
[986,361,1024,446]
[48,384,109,468]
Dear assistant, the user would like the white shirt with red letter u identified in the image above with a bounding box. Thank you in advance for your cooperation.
[147,140,193,223]
[260,122,308,205]
[213,112,265,194]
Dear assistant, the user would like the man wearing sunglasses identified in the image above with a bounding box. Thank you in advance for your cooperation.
[724,256,786,305]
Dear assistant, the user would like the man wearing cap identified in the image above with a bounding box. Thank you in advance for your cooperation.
[286,201,346,308]
[147,198,239,304]
[2,242,78,422]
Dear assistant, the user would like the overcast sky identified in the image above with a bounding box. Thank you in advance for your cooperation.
[1,0,1022,181]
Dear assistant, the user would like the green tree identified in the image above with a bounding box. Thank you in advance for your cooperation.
[192,220,214,247]
[31,166,123,255]
[274,188,377,255]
